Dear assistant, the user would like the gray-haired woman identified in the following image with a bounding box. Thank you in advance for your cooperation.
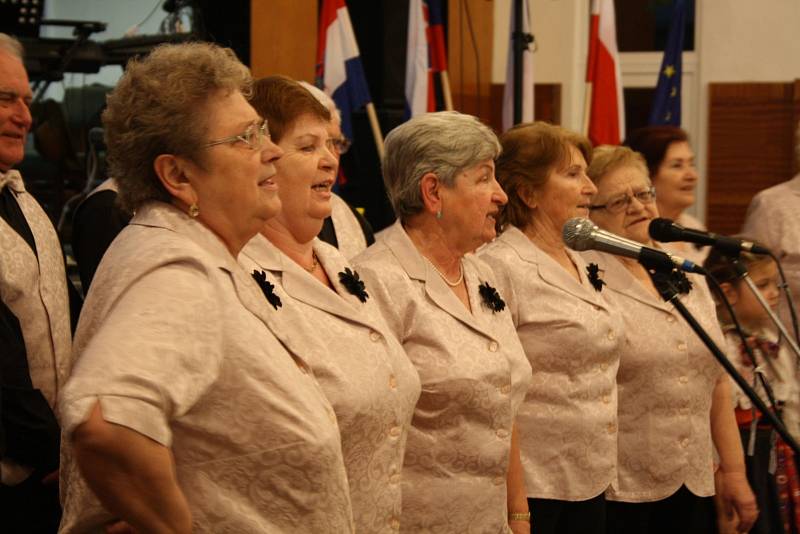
[353,111,532,534]
[57,43,354,532]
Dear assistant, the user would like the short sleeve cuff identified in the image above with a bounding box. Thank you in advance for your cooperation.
[61,395,172,447]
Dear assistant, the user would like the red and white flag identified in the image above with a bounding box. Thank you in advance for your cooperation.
[585,0,624,145]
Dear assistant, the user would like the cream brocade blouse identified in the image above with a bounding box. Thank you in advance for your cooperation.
[481,226,622,501]
[582,250,724,502]
[353,222,532,534]
[58,203,354,533]
[240,235,421,533]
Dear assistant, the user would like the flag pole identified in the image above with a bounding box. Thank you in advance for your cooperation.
[365,102,385,160]
[440,70,454,111]
[582,82,592,136]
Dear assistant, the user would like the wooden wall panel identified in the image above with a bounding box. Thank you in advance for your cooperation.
[448,0,493,124]
[706,81,799,235]
[250,0,317,82]
[488,83,562,133]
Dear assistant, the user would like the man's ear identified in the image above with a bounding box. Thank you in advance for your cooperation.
[419,172,442,215]
[153,154,197,208]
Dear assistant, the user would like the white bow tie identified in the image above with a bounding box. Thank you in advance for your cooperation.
[0,170,25,193]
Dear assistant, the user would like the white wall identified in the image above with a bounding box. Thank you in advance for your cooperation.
[493,0,589,131]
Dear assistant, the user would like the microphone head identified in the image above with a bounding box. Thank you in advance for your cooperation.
[562,217,598,251]
[648,217,682,242]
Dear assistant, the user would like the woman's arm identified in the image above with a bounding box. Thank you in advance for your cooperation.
[73,401,192,534]
[710,377,757,533]
[506,423,531,534]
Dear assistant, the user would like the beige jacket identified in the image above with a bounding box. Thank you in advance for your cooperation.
[58,202,354,533]
[353,221,532,534]
[240,234,421,533]
[583,250,724,502]
[481,226,622,501]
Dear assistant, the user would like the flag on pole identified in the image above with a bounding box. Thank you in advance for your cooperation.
[316,0,373,141]
[428,0,447,76]
[585,0,624,145]
[405,0,433,118]
[648,0,687,126]
[502,0,534,132]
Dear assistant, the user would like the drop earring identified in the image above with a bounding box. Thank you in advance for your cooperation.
[188,203,200,218]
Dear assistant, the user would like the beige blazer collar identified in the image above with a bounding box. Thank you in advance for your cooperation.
[134,203,318,367]
[500,226,610,312]
[382,221,498,340]
[242,234,379,333]
[583,249,672,313]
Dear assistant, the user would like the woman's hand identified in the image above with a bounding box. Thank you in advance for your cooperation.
[508,518,531,534]
[718,468,757,532]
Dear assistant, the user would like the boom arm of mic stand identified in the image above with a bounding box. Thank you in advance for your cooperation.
[733,260,800,363]
[652,274,800,457]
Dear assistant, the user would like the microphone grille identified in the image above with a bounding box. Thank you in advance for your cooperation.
[648,217,679,242]
[562,217,597,251]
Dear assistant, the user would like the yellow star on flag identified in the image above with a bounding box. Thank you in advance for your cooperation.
[670,86,677,97]
[663,65,676,78]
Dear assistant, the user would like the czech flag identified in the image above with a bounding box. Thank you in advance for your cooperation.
[316,0,373,141]
[586,0,625,145]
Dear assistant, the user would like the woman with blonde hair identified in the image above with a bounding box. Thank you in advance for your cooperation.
[585,144,756,534]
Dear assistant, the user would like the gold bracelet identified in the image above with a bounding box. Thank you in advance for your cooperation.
[508,512,531,522]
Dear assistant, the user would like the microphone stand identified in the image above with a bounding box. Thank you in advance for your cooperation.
[651,268,800,457]
[732,259,800,363]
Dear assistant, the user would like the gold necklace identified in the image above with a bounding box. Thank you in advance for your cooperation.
[305,252,319,273]
[424,256,464,287]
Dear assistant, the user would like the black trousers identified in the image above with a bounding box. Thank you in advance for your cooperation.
[605,485,715,534]
[0,471,61,534]
[528,493,607,534]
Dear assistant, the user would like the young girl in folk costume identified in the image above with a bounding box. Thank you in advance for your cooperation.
[705,247,800,534]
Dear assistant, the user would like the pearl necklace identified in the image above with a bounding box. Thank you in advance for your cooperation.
[425,256,464,287]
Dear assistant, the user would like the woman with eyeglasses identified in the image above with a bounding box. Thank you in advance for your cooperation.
[58,44,355,533]
[479,122,622,534]
[298,81,375,260]
[241,75,421,534]
[583,145,756,534]
[624,126,707,262]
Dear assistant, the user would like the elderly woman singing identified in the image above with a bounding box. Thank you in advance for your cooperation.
[353,111,532,534]
[479,122,622,534]
[57,44,353,532]
[241,76,421,533]
[585,145,756,534]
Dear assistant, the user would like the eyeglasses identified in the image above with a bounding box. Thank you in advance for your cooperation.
[204,119,270,150]
[330,136,352,155]
[589,186,656,214]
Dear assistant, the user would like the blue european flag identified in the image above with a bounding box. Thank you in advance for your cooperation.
[648,0,688,125]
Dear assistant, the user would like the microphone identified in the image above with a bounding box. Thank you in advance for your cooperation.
[649,218,771,256]
[562,217,706,274]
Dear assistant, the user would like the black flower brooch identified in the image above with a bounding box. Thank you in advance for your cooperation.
[479,281,505,313]
[251,269,282,310]
[586,263,606,292]
[649,268,693,296]
[338,268,369,303]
